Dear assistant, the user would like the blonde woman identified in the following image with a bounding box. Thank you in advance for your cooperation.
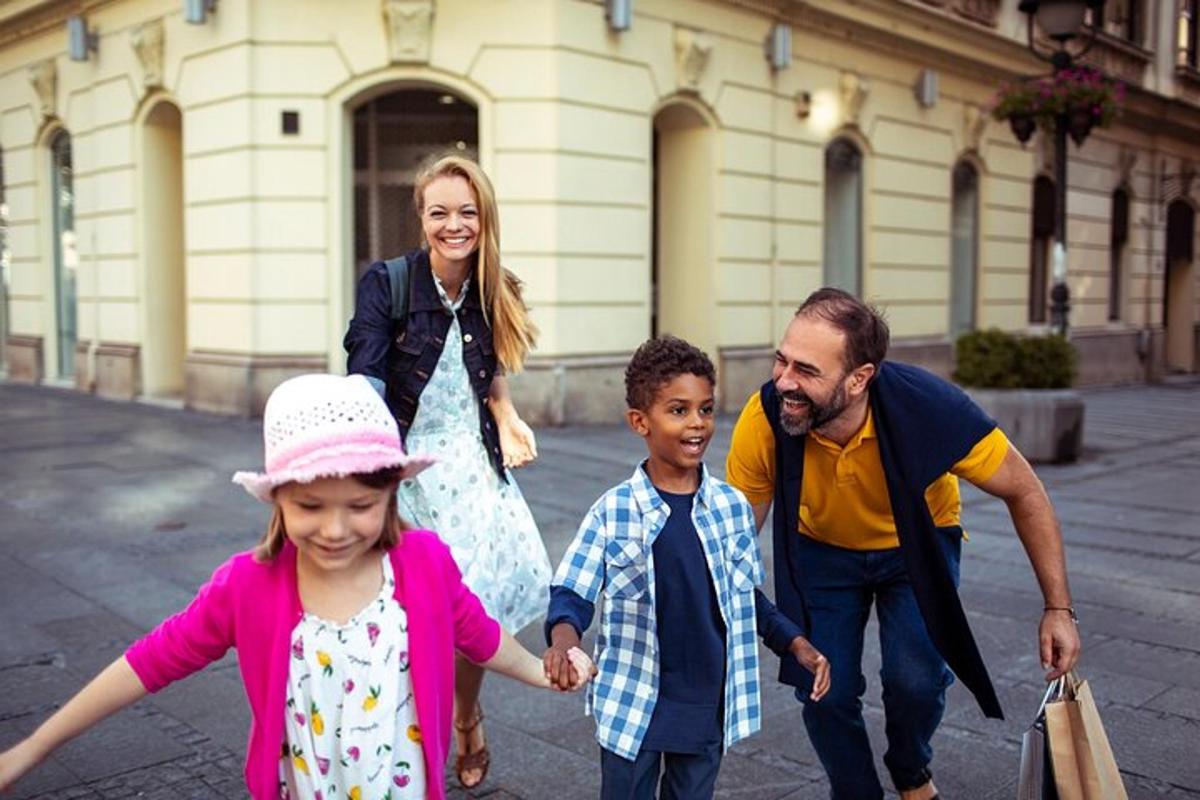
[344,156,552,789]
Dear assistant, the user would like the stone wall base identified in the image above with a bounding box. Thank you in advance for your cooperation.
[4,336,43,383]
[95,343,141,400]
[185,352,328,416]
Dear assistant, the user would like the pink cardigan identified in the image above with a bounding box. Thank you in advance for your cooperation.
[125,530,501,800]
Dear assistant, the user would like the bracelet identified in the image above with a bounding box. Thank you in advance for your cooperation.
[1044,606,1079,622]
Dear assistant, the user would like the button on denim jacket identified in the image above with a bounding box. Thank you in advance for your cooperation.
[344,249,506,480]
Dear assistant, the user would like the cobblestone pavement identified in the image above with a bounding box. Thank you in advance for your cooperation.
[1,380,1198,799]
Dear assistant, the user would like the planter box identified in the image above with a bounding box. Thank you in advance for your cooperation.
[967,389,1085,464]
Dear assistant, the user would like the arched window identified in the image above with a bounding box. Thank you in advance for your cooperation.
[50,131,77,377]
[1109,188,1129,321]
[352,88,478,280]
[823,138,863,295]
[1029,175,1056,324]
[950,161,979,336]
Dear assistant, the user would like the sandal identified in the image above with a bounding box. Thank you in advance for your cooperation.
[453,704,490,789]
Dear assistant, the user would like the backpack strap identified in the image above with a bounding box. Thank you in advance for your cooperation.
[384,256,411,326]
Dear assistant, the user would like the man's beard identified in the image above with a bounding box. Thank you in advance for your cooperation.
[777,382,848,436]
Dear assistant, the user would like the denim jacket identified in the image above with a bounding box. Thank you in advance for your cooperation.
[343,249,506,480]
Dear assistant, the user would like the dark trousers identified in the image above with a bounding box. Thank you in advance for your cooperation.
[600,743,722,800]
[793,533,959,799]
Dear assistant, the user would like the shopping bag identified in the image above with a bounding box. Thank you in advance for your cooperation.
[1017,679,1060,800]
[1044,671,1128,800]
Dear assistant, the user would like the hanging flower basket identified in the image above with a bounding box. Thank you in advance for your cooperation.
[989,66,1125,146]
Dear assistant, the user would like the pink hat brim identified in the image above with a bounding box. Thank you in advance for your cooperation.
[232,447,435,503]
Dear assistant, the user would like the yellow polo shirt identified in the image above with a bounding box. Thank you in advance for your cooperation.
[725,391,1010,551]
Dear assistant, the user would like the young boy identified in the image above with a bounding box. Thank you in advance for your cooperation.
[542,336,831,799]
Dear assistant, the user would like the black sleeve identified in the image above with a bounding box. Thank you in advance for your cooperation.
[343,262,393,382]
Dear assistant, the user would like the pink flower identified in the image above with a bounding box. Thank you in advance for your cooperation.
[394,775,410,788]
[347,746,361,762]
[294,712,305,726]
[343,679,355,694]
[317,756,330,775]
[367,623,380,647]
[291,637,304,660]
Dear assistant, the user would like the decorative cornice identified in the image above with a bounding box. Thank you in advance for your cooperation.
[130,18,164,90]
[674,26,713,93]
[0,0,116,51]
[382,0,434,65]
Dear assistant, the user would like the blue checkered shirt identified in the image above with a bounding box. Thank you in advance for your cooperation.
[551,462,766,760]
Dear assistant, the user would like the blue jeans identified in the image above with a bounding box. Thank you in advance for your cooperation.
[793,532,959,799]
[600,743,723,800]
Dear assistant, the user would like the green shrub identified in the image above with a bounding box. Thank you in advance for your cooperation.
[953,328,1077,389]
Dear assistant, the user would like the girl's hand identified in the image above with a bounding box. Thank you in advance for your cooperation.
[565,647,596,691]
[0,738,46,793]
[497,413,538,469]
[790,636,831,702]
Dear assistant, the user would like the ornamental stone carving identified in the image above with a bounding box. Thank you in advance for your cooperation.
[383,0,434,64]
[963,104,987,152]
[28,59,56,119]
[840,71,869,127]
[131,19,165,89]
[674,27,712,92]
[954,0,1000,26]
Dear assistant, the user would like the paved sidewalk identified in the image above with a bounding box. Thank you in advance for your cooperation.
[1,380,1198,799]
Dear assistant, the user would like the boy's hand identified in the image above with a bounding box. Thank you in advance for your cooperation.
[542,645,578,692]
[565,647,597,691]
[790,636,831,701]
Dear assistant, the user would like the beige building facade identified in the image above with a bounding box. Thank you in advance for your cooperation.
[1,0,1198,423]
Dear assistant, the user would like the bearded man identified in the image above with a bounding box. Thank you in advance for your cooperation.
[725,288,1081,800]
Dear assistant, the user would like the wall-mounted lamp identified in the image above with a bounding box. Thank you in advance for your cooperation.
[795,90,811,119]
[914,69,939,108]
[185,0,218,25]
[605,0,631,32]
[67,16,98,62]
[765,23,792,71]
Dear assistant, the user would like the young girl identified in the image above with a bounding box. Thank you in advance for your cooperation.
[343,155,551,788]
[0,373,590,800]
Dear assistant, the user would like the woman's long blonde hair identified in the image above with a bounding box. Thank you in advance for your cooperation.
[413,155,538,373]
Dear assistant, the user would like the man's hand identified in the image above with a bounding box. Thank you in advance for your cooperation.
[790,636,831,701]
[1040,608,1081,681]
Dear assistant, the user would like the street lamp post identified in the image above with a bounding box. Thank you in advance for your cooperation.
[1018,0,1105,336]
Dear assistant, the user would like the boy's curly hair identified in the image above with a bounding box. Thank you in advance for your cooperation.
[624,335,716,410]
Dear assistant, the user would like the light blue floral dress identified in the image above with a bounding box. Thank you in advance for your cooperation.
[396,275,551,632]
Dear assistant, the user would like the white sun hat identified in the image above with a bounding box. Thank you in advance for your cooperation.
[232,373,434,503]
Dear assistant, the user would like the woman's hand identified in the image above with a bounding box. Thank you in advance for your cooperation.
[497,412,538,469]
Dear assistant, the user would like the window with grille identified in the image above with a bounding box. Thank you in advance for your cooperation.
[1109,188,1129,322]
[352,89,478,281]
[823,138,863,296]
[1029,176,1056,325]
[1090,0,1141,44]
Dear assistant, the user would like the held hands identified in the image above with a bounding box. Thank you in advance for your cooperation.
[1040,608,1082,681]
[543,644,597,692]
[790,636,831,702]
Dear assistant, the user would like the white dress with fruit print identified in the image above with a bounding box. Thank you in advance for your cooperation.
[279,555,426,800]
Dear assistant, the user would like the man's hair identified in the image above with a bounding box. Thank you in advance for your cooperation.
[796,288,890,374]
[624,335,716,410]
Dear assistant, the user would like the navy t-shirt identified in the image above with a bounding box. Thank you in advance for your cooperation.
[640,487,727,753]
